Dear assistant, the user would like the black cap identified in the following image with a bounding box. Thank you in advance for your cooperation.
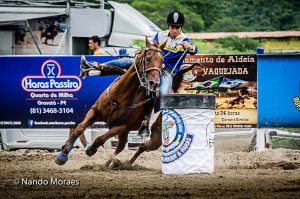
[167,10,185,27]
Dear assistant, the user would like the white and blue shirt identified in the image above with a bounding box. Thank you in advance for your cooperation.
[153,30,198,73]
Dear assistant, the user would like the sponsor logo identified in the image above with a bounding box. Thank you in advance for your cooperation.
[173,12,178,23]
[162,109,193,164]
[28,119,34,127]
[21,59,82,92]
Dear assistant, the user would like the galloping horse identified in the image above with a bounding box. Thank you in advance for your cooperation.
[55,38,166,166]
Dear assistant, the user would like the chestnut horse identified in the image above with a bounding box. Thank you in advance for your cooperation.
[55,38,165,166]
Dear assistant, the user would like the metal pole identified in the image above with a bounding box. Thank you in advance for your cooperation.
[25,20,42,55]
[55,28,68,55]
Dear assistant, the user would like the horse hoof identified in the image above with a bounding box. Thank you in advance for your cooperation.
[124,160,133,167]
[85,145,97,157]
[54,152,68,165]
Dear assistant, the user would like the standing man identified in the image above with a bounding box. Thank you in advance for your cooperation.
[88,35,104,55]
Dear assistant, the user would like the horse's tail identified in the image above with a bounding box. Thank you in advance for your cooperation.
[172,63,200,93]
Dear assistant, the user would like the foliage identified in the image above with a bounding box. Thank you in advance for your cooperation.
[130,0,204,32]
[130,38,259,54]
[111,0,300,32]
[216,36,260,52]
[262,40,300,50]
[130,39,146,49]
[271,137,300,150]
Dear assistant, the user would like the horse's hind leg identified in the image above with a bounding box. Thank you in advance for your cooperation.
[127,113,162,166]
[85,125,127,157]
[55,108,99,165]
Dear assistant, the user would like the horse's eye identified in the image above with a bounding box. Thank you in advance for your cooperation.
[145,57,150,62]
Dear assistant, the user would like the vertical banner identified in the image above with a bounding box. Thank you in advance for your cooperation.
[177,55,257,128]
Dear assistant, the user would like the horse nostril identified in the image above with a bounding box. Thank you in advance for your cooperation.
[149,80,155,86]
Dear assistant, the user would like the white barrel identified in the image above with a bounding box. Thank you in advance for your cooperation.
[161,94,216,174]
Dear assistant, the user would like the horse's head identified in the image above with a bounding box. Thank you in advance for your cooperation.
[136,37,166,93]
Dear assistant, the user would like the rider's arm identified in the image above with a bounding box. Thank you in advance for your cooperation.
[182,38,198,55]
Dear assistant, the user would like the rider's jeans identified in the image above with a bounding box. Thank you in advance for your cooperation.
[102,58,134,70]
[160,68,173,96]
[154,68,174,112]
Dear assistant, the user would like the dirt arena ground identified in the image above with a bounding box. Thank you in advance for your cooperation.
[0,148,299,198]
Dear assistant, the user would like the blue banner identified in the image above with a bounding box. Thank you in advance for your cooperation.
[258,55,300,127]
[1,55,299,128]
[0,56,118,128]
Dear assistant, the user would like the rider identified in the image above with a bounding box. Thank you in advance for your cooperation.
[81,10,198,136]
[139,10,198,136]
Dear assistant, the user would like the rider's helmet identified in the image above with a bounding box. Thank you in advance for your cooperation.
[167,10,185,27]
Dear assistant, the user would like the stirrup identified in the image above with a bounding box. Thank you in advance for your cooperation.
[80,55,87,69]
[80,55,92,69]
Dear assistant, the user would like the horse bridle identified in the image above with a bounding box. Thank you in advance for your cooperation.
[134,46,163,92]
[105,46,163,127]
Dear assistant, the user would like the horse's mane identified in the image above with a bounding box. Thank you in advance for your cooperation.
[172,63,200,93]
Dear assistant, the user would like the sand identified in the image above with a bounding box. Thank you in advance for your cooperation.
[0,148,299,198]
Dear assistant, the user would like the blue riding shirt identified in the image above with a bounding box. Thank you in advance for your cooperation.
[153,30,198,73]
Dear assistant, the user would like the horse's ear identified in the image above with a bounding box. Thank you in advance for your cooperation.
[145,37,151,47]
[159,40,167,50]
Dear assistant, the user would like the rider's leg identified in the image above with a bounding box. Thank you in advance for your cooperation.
[138,99,155,137]
[153,70,174,113]
[101,58,135,70]
[80,56,134,76]
[138,70,174,137]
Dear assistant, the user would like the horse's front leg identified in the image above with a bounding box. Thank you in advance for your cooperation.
[127,112,162,166]
[55,108,99,165]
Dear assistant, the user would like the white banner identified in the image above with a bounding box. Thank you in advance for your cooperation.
[162,109,215,174]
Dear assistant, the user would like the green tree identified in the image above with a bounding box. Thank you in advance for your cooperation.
[130,0,204,32]
[216,36,260,52]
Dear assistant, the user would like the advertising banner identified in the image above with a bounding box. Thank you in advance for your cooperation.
[258,55,300,127]
[0,56,117,128]
[177,55,257,128]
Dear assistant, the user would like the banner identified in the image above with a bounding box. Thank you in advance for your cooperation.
[0,56,117,128]
[258,55,300,127]
[177,55,257,128]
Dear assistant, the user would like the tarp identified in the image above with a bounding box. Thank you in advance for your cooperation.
[0,7,66,25]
